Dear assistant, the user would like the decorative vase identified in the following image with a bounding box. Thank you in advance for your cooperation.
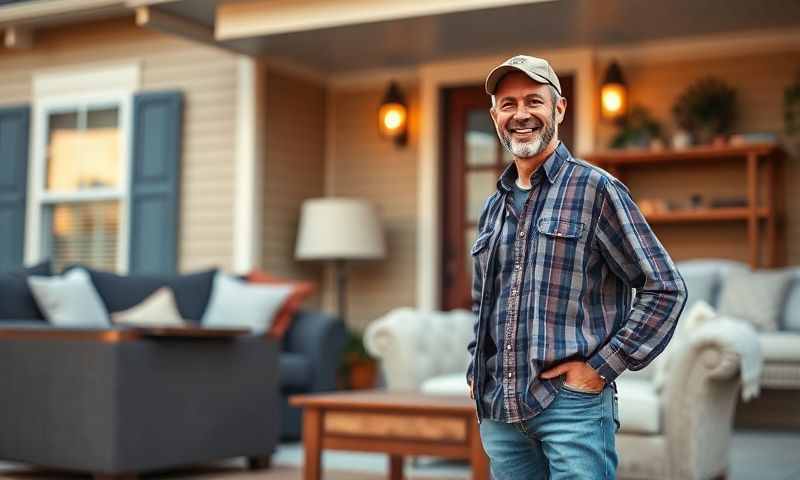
[672,130,691,149]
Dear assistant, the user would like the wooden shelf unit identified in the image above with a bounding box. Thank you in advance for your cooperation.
[585,144,785,268]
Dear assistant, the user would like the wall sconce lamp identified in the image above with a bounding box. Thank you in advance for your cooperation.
[600,60,627,122]
[378,81,408,147]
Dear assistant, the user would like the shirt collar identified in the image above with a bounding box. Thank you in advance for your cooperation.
[497,142,569,192]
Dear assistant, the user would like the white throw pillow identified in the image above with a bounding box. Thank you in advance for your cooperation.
[201,272,293,334]
[27,268,110,328]
[111,287,187,327]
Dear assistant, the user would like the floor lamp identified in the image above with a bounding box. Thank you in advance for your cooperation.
[294,198,386,323]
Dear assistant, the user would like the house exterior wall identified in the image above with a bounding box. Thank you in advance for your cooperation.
[260,67,326,308]
[0,17,239,272]
[327,83,419,331]
[594,50,800,265]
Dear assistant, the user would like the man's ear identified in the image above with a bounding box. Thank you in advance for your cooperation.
[555,97,567,125]
[489,106,499,128]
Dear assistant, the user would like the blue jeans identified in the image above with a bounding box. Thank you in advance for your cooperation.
[479,383,620,480]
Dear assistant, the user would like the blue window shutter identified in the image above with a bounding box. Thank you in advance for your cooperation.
[129,91,182,275]
[0,106,30,271]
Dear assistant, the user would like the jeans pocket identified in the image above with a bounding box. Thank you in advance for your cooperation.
[561,381,604,396]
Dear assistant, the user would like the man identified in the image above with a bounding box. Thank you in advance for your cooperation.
[465,55,688,479]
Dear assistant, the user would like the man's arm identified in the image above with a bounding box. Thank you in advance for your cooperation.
[585,177,688,384]
[466,196,493,397]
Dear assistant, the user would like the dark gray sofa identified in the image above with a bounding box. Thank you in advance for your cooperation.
[0,328,280,479]
[0,261,347,477]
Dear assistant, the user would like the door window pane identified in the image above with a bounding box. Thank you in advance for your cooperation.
[45,107,120,191]
[41,201,119,273]
[466,170,497,223]
[465,110,497,167]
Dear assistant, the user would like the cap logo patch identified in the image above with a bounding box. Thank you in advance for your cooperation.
[508,57,527,65]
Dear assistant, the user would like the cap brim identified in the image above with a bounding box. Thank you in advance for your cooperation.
[485,64,555,95]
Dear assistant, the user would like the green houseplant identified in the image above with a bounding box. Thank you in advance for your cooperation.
[785,73,800,156]
[338,328,377,389]
[672,77,737,145]
[610,105,663,150]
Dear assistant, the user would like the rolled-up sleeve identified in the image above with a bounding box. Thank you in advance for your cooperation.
[586,177,688,383]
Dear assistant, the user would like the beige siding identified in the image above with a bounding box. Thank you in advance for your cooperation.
[328,85,419,331]
[594,51,800,265]
[260,68,327,308]
[0,17,239,272]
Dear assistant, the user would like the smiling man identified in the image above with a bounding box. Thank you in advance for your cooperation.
[465,55,688,479]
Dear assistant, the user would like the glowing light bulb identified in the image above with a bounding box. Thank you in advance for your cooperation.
[601,83,626,119]
[379,103,407,136]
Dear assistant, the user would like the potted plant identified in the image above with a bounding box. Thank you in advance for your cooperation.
[609,105,663,150]
[784,72,800,156]
[338,328,378,390]
[672,77,737,146]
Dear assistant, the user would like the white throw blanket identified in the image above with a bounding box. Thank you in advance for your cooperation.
[684,300,763,401]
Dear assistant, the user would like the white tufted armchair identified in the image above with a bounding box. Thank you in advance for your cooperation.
[364,307,759,480]
[363,307,474,392]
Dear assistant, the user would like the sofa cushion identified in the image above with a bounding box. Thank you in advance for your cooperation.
[780,269,800,332]
[717,268,793,331]
[71,266,217,322]
[615,377,661,434]
[246,269,315,339]
[202,272,294,334]
[0,260,51,321]
[111,287,187,327]
[759,332,800,362]
[280,353,313,390]
[27,268,110,328]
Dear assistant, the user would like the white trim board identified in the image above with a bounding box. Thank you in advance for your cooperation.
[216,0,555,40]
[232,55,265,273]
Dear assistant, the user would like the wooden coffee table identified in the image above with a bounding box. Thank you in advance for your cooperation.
[289,390,489,480]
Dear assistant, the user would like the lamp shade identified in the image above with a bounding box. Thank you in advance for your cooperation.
[295,198,386,260]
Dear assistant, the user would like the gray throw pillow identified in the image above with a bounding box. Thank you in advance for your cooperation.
[678,269,720,316]
[717,268,793,331]
[779,269,800,332]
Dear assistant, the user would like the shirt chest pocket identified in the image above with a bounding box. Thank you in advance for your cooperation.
[536,217,586,241]
[470,230,493,278]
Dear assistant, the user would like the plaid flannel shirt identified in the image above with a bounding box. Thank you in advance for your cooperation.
[466,142,688,423]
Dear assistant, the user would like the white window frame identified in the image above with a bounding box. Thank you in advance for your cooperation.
[26,90,133,273]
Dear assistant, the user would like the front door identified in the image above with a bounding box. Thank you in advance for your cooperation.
[440,76,575,310]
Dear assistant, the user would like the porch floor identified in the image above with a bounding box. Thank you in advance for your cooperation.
[0,429,798,479]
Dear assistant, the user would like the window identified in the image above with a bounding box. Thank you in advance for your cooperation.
[30,96,132,273]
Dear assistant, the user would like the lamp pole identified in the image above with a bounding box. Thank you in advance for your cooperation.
[334,258,348,323]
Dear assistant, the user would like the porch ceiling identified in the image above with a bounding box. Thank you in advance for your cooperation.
[157,0,800,73]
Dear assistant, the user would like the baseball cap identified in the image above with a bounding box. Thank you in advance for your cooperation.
[485,55,562,97]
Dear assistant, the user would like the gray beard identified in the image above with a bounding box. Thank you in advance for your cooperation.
[498,110,556,159]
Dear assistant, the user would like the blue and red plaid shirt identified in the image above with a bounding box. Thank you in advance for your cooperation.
[466,142,687,423]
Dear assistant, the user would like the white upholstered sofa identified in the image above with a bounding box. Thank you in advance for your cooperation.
[364,283,765,480]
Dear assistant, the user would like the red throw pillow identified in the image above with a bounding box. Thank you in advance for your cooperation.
[246,270,315,339]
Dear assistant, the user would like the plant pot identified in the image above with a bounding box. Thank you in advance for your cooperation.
[349,360,377,390]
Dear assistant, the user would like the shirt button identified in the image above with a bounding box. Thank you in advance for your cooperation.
[508,372,513,378]
[520,231,526,238]
[506,344,512,351]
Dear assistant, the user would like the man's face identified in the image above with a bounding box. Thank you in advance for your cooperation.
[490,71,566,159]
